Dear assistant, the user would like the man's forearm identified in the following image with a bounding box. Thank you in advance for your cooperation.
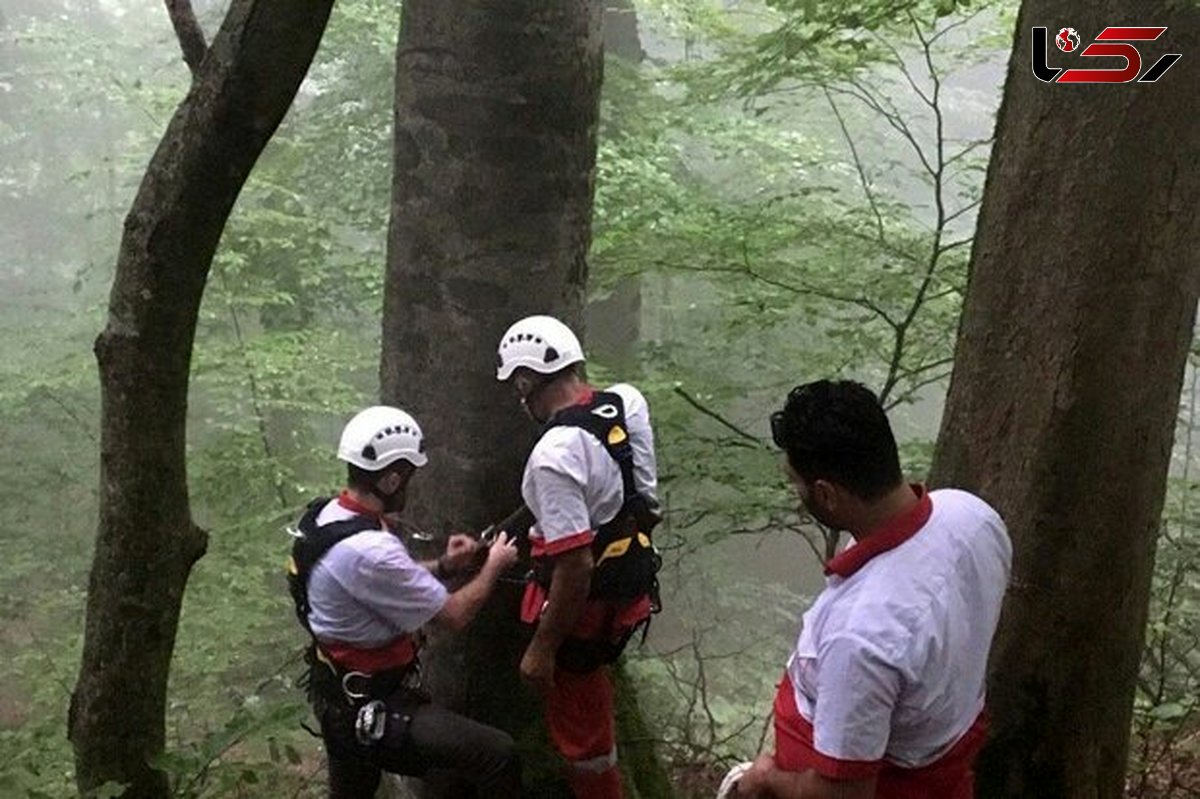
[420,556,448,580]
[434,563,501,630]
[761,767,876,799]
[531,549,592,652]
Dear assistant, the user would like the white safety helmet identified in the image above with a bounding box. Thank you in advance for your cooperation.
[495,315,585,381]
[337,406,428,470]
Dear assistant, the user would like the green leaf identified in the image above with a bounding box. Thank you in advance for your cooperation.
[1149,702,1190,721]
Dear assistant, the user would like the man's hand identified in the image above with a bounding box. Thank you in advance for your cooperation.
[727,754,878,799]
[442,533,481,574]
[430,531,520,632]
[732,754,777,798]
[520,640,556,696]
[483,531,519,574]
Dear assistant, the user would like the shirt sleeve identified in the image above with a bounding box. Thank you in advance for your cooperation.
[346,535,449,634]
[810,632,901,770]
[523,431,596,556]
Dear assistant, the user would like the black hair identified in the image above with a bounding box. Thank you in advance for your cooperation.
[347,463,379,490]
[770,379,902,500]
[347,461,411,491]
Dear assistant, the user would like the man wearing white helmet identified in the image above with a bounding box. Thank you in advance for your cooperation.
[288,406,522,798]
[496,315,662,799]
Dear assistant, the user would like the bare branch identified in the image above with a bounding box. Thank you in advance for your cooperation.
[639,245,903,330]
[869,29,934,110]
[823,87,887,245]
[838,79,936,179]
[944,137,993,170]
[944,198,983,226]
[673,386,765,447]
[928,5,992,47]
[883,369,953,410]
[903,355,956,379]
[936,236,974,256]
[35,386,99,446]
[164,0,208,75]
[219,272,289,509]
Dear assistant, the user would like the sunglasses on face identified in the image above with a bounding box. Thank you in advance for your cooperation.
[770,411,788,448]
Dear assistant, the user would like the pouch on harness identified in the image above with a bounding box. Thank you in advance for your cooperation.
[286,498,416,707]
[533,391,663,672]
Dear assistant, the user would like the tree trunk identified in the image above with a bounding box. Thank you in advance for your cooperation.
[928,3,1200,797]
[586,0,645,372]
[68,3,334,797]
[382,0,601,793]
[602,0,644,62]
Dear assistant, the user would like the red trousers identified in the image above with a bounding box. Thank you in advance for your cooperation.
[545,666,623,799]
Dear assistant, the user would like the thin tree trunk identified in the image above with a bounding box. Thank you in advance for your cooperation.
[382,0,602,793]
[68,3,334,797]
[929,3,1200,797]
[586,0,645,372]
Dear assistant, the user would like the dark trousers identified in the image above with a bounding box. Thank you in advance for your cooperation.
[319,687,522,798]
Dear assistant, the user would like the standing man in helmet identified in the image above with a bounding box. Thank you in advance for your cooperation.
[288,405,523,798]
[731,381,1011,799]
[495,315,662,799]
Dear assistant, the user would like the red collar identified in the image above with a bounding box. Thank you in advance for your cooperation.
[546,386,596,424]
[824,484,932,578]
[572,385,596,407]
[337,490,383,521]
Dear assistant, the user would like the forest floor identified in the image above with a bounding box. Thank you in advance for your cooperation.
[1128,726,1200,798]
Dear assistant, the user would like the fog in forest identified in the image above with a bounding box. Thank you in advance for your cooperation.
[3,2,1198,797]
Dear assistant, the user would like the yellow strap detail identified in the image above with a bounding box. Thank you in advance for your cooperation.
[637,532,651,548]
[607,425,628,446]
[285,555,299,575]
[597,536,632,564]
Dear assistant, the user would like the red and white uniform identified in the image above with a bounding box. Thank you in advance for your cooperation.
[774,486,1011,797]
[307,493,447,673]
[521,383,658,559]
[521,382,657,799]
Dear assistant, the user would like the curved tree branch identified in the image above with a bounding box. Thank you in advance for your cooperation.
[165,0,208,75]
[673,386,765,447]
[70,2,336,796]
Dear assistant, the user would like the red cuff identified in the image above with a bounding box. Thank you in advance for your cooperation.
[531,529,595,558]
[774,672,883,780]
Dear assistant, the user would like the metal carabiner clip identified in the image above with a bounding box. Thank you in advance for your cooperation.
[341,671,370,703]
[354,699,388,745]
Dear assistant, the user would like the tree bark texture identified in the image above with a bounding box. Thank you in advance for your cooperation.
[929,2,1200,797]
[68,3,334,797]
[382,0,602,792]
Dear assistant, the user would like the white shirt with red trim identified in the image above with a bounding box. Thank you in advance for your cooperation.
[521,383,658,558]
[779,487,1010,780]
[307,497,448,647]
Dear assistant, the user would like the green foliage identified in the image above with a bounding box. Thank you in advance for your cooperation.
[152,702,310,799]
[31,1,1200,797]
[593,1,1005,557]
[0,1,390,795]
